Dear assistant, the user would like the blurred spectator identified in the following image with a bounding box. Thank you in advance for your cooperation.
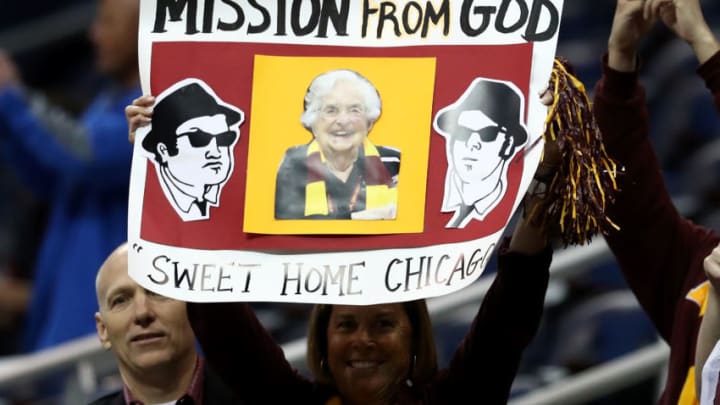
[0,1,93,29]
[0,0,140,353]
[0,166,44,355]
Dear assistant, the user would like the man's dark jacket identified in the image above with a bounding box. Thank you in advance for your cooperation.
[87,365,241,404]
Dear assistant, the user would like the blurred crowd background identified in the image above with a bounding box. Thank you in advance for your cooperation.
[2,1,720,404]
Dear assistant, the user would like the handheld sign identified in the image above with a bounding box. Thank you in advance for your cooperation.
[128,0,564,304]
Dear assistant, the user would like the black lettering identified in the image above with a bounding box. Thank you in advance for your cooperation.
[460,0,495,36]
[466,245,493,277]
[291,0,321,36]
[317,0,349,38]
[523,0,559,41]
[174,263,198,290]
[362,0,379,37]
[200,264,215,291]
[434,254,450,284]
[401,2,423,35]
[218,266,234,292]
[242,270,251,292]
[323,265,346,296]
[424,256,433,287]
[347,262,363,295]
[305,267,324,293]
[404,256,423,292]
[276,0,288,35]
[281,262,363,296]
[385,258,403,292]
[495,0,528,34]
[445,254,465,286]
[247,0,271,34]
[364,0,449,38]
[218,0,244,31]
[281,263,303,295]
[154,0,199,34]
[148,255,171,285]
[378,2,401,37]
[423,0,450,36]
[202,0,214,33]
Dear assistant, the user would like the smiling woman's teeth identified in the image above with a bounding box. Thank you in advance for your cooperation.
[350,361,377,368]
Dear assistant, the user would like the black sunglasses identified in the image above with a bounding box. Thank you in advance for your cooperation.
[451,125,504,143]
[178,130,237,147]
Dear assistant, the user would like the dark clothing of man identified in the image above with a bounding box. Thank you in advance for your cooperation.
[88,359,241,405]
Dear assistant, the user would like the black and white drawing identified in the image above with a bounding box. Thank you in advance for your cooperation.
[141,78,244,221]
[434,78,528,229]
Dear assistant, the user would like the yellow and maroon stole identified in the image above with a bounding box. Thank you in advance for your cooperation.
[305,138,396,216]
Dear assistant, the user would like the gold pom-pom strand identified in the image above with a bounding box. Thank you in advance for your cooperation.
[526,58,620,247]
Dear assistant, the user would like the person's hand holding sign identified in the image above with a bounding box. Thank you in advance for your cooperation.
[126,94,155,144]
[0,50,20,90]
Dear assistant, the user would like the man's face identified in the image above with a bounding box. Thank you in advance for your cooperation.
[160,114,236,188]
[311,80,369,158]
[450,110,506,184]
[95,249,196,374]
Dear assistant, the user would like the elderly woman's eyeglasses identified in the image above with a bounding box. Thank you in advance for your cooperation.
[178,130,237,147]
[319,105,366,119]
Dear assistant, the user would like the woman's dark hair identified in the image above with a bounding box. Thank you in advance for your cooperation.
[306,299,438,386]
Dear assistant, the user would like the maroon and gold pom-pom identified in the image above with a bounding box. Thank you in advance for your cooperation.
[526,58,620,247]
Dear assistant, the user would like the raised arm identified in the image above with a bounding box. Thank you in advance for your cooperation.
[442,93,557,400]
[186,302,313,403]
[607,0,655,72]
[442,177,553,403]
[644,0,720,64]
[595,0,720,338]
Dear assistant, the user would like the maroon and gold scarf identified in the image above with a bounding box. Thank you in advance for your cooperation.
[305,138,396,216]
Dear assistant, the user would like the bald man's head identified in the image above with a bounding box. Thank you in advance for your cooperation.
[94,241,197,394]
[95,242,129,309]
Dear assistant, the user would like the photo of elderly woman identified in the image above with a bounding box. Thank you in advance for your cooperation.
[274,69,401,220]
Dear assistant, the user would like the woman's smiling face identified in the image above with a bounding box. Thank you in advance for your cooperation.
[326,303,413,404]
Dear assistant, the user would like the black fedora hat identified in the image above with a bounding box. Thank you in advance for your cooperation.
[142,79,243,153]
[434,78,527,146]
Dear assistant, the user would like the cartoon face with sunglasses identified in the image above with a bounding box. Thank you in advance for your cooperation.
[433,78,527,228]
[141,79,244,221]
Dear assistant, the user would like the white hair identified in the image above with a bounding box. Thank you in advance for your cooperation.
[300,69,382,130]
